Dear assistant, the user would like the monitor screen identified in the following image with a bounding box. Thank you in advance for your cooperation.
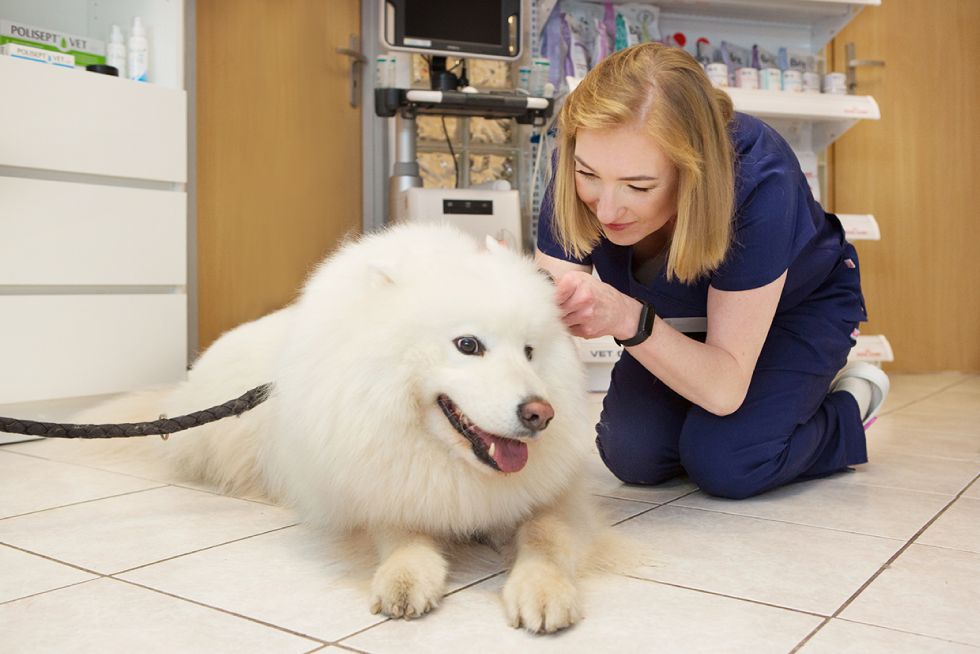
[383,0,521,60]
[405,2,501,47]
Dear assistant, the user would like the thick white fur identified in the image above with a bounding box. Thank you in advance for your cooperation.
[75,223,613,632]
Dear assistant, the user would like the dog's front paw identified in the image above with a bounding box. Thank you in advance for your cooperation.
[502,561,582,633]
[370,546,448,619]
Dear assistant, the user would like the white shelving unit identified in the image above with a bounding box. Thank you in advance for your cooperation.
[838,213,880,241]
[0,0,188,405]
[849,334,894,363]
[723,86,879,151]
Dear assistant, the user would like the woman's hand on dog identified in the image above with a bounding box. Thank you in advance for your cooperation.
[554,271,644,341]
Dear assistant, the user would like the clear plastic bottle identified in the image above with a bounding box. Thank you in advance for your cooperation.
[375,54,389,86]
[530,58,550,96]
[107,24,126,78]
[127,17,148,82]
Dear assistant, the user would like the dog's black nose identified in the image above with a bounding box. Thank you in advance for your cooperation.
[518,398,554,432]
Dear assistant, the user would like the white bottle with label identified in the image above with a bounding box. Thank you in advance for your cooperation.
[106,24,126,78]
[127,17,148,82]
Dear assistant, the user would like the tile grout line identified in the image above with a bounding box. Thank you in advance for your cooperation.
[879,375,980,418]
[818,477,975,498]
[640,502,909,543]
[0,478,282,523]
[620,488,702,518]
[832,616,980,649]
[120,537,508,647]
[445,569,508,597]
[0,446,281,508]
[0,523,301,605]
[331,616,396,646]
[610,504,659,527]
[0,445,180,481]
[332,571,515,645]
[0,577,99,608]
[939,374,980,391]
[0,523,305,610]
[596,487,703,528]
[110,522,301,575]
[0,484,171,522]
[113,576,331,646]
[787,472,980,653]
[594,492,661,505]
[618,572,830,619]
[0,541,107,580]
[331,643,374,654]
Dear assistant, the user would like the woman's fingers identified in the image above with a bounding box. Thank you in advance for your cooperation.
[555,273,594,317]
[553,272,581,305]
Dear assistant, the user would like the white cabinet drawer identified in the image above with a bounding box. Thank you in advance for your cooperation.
[0,294,187,403]
[0,176,186,286]
[0,56,186,182]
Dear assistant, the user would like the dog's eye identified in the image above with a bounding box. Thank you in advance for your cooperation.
[525,346,534,361]
[453,336,484,356]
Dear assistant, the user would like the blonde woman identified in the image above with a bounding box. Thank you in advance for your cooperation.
[536,43,889,499]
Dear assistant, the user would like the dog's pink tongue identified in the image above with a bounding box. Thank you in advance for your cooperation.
[490,435,528,473]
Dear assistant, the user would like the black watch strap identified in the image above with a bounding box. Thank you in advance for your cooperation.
[614,300,655,347]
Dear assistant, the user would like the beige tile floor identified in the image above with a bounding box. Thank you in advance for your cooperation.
[1,373,978,653]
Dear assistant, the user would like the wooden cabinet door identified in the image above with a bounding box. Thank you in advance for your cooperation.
[197,0,362,352]
[830,1,980,372]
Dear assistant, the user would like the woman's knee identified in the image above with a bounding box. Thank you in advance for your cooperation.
[686,467,764,499]
[679,433,770,499]
[596,355,688,485]
[595,429,680,486]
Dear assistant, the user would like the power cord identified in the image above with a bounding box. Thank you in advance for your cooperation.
[441,115,460,189]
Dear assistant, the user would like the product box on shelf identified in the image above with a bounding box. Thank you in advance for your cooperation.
[0,19,105,67]
[1,42,74,68]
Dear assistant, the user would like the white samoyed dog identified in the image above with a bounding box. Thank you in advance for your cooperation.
[72,222,616,633]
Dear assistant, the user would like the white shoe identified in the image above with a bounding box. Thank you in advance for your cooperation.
[831,361,890,428]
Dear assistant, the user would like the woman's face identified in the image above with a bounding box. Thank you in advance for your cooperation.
[573,124,679,249]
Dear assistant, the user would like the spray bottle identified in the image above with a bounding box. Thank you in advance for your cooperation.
[127,17,148,82]
[107,24,126,77]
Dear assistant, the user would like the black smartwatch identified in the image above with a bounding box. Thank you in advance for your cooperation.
[614,299,655,347]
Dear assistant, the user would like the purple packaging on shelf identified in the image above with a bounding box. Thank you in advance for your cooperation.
[540,4,566,88]
[560,12,574,79]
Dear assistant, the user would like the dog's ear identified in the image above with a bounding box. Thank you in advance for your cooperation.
[366,261,397,286]
[484,234,508,254]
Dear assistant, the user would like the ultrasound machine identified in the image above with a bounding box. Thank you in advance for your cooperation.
[374,0,553,251]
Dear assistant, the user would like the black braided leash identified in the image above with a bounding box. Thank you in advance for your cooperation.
[0,383,273,439]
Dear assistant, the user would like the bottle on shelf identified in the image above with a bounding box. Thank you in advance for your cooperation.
[106,24,126,78]
[127,17,149,82]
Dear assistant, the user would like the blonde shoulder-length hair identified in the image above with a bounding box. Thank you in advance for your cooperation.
[552,42,735,284]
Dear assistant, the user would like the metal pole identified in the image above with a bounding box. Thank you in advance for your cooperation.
[388,111,423,222]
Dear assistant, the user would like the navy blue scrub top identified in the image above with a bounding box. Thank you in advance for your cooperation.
[536,112,867,375]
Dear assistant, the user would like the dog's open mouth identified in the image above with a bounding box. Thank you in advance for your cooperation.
[437,394,528,473]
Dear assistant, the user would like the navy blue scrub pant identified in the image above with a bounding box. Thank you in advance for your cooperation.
[595,352,869,499]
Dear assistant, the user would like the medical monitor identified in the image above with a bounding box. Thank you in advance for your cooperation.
[381,0,522,61]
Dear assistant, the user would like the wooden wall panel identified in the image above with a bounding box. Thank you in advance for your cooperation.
[831,0,980,372]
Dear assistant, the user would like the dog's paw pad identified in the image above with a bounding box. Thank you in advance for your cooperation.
[503,564,582,634]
